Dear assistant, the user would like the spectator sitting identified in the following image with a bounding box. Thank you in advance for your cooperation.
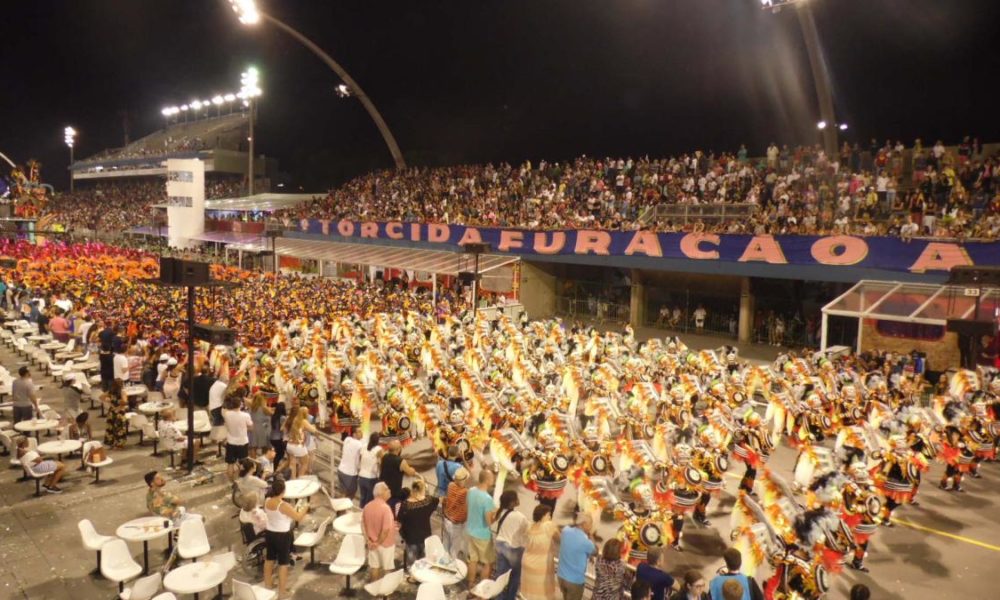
[236,458,269,503]
[144,470,186,520]
[17,437,67,493]
[238,492,267,537]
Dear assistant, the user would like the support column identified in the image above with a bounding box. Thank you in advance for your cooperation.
[738,277,754,344]
[629,270,646,329]
[820,312,829,351]
[856,317,864,355]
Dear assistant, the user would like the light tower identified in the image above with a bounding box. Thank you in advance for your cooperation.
[64,126,77,192]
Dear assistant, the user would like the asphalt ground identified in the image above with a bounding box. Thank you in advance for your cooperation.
[1,333,997,599]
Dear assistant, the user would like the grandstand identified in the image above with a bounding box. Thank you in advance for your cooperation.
[69,113,275,182]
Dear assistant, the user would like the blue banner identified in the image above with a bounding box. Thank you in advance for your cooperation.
[292,219,1000,275]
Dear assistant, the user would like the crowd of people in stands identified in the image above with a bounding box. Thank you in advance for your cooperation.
[269,138,998,239]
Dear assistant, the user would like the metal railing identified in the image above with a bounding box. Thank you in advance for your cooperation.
[557,296,631,324]
[645,202,758,225]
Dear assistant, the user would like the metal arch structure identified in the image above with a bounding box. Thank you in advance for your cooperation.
[260,12,407,170]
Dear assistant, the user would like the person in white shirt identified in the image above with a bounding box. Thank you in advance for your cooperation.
[693,305,707,330]
[337,429,364,500]
[223,398,254,480]
[208,376,228,426]
[239,492,267,536]
[112,348,129,383]
[494,490,530,600]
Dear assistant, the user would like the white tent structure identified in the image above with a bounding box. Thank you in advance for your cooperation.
[821,279,1000,353]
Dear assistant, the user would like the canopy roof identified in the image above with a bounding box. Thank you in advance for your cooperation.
[823,279,999,325]
[275,237,519,276]
[153,193,319,213]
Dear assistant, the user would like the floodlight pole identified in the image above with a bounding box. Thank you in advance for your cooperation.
[68,146,74,192]
[259,13,407,169]
[185,285,196,473]
[248,98,255,196]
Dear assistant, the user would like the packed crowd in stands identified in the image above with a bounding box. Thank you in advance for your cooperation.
[3,239,994,600]
[269,138,999,239]
[41,178,245,232]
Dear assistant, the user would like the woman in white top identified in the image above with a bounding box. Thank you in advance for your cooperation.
[263,479,309,599]
[283,407,318,479]
[358,432,384,507]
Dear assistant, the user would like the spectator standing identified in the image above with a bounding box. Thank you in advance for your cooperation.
[398,479,439,568]
[337,428,364,499]
[248,392,273,459]
[465,469,497,587]
[636,547,676,600]
[556,514,597,600]
[442,467,470,558]
[493,490,530,600]
[361,482,396,582]
[593,538,628,600]
[358,433,383,507]
[223,397,254,481]
[379,439,418,509]
[693,305,707,331]
[263,479,309,599]
[709,548,763,600]
[520,503,559,600]
[671,570,710,600]
[11,366,40,425]
[435,445,463,498]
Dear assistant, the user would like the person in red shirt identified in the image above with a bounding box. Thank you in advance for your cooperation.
[362,482,397,582]
[48,308,71,343]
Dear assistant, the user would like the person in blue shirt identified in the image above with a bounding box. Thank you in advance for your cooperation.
[636,547,675,600]
[709,548,763,600]
[465,469,497,588]
[556,514,597,600]
[435,445,463,498]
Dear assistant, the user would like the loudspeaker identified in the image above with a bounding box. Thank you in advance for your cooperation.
[946,266,1000,287]
[461,242,491,254]
[192,323,237,346]
[159,257,179,284]
[457,272,478,284]
[946,319,997,338]
[178,261,209,285]
[0,258,18,269]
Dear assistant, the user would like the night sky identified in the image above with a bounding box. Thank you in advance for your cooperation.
[3,0,999,191]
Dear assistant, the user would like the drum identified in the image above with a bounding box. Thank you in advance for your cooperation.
[715,455,729,473]
[397,416,411,432]
[906,462,922,481]
[590,455,609,475]
[308,387,319,400]
[988,422,1000,438]
[639,522,662,547]
[865,495,883,518]
[683,466,703,487]
[813,564,830,594]
[455,437,472,457]
[552,454,571,474]
[642,424,656,439]
[819,414,833,431]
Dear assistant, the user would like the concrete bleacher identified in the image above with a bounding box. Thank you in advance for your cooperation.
[78,113,248,166]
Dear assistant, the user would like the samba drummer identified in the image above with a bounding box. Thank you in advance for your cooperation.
[841,462,884,573]
[938,424,975,492]
[521,432,570,512]
[731,411,773,496]
[652,444,703,552]
[692,430,728,527]
[874,435,922,525]
[331,378,361,435]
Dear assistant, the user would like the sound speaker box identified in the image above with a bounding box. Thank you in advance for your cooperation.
[192,323,237,346]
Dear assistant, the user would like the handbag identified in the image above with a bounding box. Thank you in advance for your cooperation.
[88,445,107,463]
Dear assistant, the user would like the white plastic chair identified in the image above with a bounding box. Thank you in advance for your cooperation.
[83,440,113,483]
[78,518,116,574]
[21,455,50,497]
[100,538,143,593]
[232,579,276,600]
[205,550,237,573]
[150,593,177,600]
[177,516,211,560]
[364,569,406,599]
[327,534,365,595]
[470,569,511,599]
[130,413,150,443]
[119,572,162,600]
[293,516,330,567]
[416,582,448,600]
[424,534,447,562]
[141,422,160,455]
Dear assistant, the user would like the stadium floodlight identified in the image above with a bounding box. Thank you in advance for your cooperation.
[181,104,189,111]
[212,95,224,105]
[816,120,827,130]
[161,107,172,117]
[229,0,260,25]
[839,123,848,131]
[64,126,77,191]
[191,100,203,110]
[224,93,236,102]
[240,67,262,98]
[335,83,351,98]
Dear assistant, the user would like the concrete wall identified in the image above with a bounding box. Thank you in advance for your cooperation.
[520,261,558,319]
[860,319,959,371]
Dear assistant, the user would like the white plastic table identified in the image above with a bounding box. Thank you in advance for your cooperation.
[283,478,322,500]
[14,418,59,440]
[117,516,175,574]
[173,419,211,434]
[410,558,468,586]
[139,401,173,425]
[333,511,363,536]
[163,561,228,599]
[37,439,82,460]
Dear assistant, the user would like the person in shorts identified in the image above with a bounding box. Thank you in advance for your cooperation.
[263,479,309,599]
[362,482,397,581]
[223,397,254,480]
[18,437,67,493]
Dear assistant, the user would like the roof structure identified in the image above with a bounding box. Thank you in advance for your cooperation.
[202,193,320,213]
[822,279,1000,325]
[274,237,519,276]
